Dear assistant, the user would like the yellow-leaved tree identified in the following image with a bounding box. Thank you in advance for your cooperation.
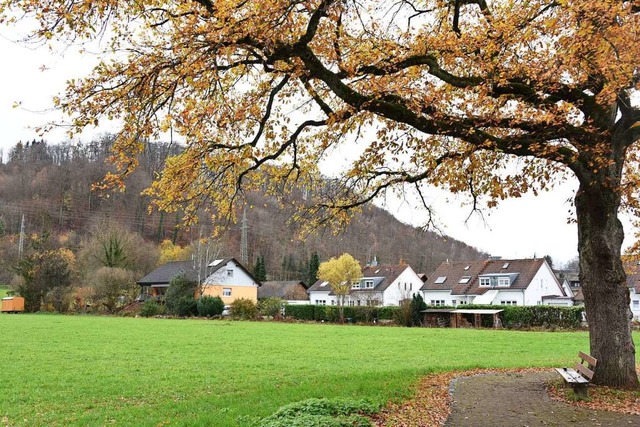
[2,0,640,387]
[317,253,362,322]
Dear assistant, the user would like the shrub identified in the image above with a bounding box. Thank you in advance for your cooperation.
[463,304,585,329]
[197,296,224,317]
[140,300,163,317]
[259,398,377,427]
[285,304,315,320]
[173,296,197,317]
[91,267,137,313]
[165,273,197,316]
[284,305,401,324]
[229,298,258,320]
[259,298,285,318]
[396,299,414,327]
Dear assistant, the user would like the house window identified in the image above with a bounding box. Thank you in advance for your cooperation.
[316,300,326,305]
[364,280,374,289]
[479,277,491,287]
[458,300,468,305]
[223,288,232,297]
[434,276,447,284]
[497,277,510,287]
[452,300,457,306]
[349,301,355,306]
[500,300,517,306]
[502,262,510,269]
[352,282,361,289]
[331,300,335,305]
[633,300,639,309]
[357,300,361,306]
[226,269,234,277]
[430,300,445,306]
[459,276,471,284]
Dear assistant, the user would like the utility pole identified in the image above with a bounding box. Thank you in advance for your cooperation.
[18,214,25,258]
[240,207,248,265]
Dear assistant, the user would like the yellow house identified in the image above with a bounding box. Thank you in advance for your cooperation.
[200,258,260,304]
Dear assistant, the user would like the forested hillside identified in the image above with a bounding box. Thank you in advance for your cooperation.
[0,136,485,285]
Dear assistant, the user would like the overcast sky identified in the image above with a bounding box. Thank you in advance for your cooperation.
[1,31,635,266]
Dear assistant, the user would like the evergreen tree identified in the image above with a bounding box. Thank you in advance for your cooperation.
[253,254,267,282]
[307,252,320,286]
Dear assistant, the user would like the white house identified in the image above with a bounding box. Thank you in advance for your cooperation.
[421,258,571,307]
[307,264,424,307]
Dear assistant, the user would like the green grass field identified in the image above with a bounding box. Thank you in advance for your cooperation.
[0,315,593,426]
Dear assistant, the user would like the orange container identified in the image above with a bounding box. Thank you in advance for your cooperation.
[1,296,25,313]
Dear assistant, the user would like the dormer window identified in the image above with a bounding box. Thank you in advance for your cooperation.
[479,277,491,287]
[352,281,361,289]
[459,276,471,284]
[434,276,447,284]
[364,280,374,289]
[497,277,510,287]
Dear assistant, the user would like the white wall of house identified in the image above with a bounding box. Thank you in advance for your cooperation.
[308,290,331,305]
[471,290,524,306]
[382,267,424,306]
[630,289,640,319]
[543,297,574,306]
[522,261,565,305]
[203,259,256,286]
[423,290,454,306]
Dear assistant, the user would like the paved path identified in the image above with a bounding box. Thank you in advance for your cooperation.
[445,371,640,426]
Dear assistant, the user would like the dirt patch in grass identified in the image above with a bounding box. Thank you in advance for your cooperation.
[372,368,640,427]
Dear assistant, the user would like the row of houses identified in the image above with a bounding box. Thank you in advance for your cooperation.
[136,256,640,319]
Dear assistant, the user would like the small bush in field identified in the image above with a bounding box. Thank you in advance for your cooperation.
[140,300,163,317]
[259,398,377,427]
[229,298,258,320]
[197,296,224,317]
[165,273,197,316]
[259,297,285,318]
[174,296,197,317]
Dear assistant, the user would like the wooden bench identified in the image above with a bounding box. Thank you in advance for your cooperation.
[555,351,598,399]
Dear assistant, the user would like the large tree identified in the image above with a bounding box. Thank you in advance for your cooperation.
[3,0,640,387]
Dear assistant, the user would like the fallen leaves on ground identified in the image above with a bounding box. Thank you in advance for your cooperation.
[370,368,547,427]
[372,367,640,426]
[548,376,640,415]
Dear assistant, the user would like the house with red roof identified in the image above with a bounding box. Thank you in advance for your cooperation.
[307,263,424,306]
[421,258,571,307]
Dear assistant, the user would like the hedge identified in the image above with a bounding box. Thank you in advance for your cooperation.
[285,303,585,329]
[452,304,585,329]
[284,305,400,323]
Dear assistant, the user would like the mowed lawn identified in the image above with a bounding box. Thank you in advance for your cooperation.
[0,315,593,426]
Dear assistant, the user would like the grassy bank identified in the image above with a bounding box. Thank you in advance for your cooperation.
[0,314,592,426]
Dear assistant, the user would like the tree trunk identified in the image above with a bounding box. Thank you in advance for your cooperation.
[576,181,639,388]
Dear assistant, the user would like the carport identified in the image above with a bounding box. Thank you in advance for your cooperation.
[422,308,504,328]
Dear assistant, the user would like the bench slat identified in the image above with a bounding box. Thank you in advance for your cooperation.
[574,361,594,380]
[555,368,589,384]
[578,351,597,368]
